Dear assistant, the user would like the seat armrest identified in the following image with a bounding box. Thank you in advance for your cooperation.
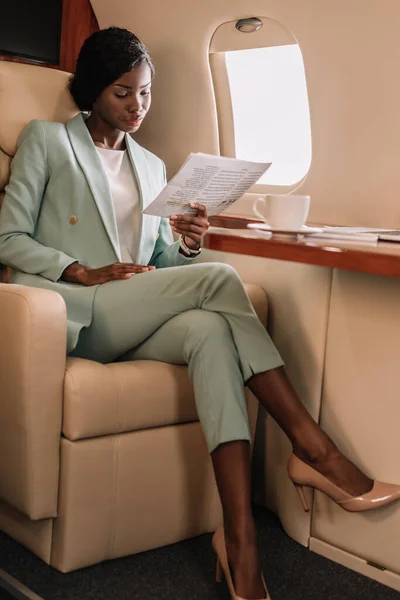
[0,284,67,519]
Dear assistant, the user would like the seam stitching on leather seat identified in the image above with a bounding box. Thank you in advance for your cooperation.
[107,438,116,560]
[64,367,79,439]
[115,436,121,557]
[28,302,36,517]
[115,367,125,433]
[108,436,119,559]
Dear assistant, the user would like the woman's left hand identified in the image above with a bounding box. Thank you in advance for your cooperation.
[169,202,210,250]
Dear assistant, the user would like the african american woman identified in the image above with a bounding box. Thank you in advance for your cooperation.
[0,27,399,600]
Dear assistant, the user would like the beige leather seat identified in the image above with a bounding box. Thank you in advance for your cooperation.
[0,61,267,573]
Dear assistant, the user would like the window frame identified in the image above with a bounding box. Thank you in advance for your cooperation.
[209,17,312,195]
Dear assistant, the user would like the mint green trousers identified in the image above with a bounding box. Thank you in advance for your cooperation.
[71,262,284,452]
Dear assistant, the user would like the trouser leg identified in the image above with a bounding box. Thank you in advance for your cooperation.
[73,262,283,378]
[124,309,251,453]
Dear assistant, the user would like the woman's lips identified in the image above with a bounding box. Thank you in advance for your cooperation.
[123,117,143,127]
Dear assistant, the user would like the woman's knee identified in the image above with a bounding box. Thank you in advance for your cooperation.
[184,309,232,343]
[199,262,243,293]
[206,262,239,280]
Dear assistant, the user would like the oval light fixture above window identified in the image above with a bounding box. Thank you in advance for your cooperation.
[235,18,263,33]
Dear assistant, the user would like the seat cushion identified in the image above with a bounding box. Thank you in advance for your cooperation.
[62,282,268,441]
[63,360,196,441]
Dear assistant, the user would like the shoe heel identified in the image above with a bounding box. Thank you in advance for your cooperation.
[293,483,310,512]
[216,557,222,583]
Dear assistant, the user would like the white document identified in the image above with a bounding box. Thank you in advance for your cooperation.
[304,232,379,244]
[143,153,272,217]
[304,226,400,244]
[320,227,400,243]
[321,226,396,234]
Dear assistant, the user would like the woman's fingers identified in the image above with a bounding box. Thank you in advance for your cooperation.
[116,263,154,269]
[116,266,149,273]
[111,272,133,280]
[171,223,205,235]
[94,264,156,284]
[169,208,210,250]
[112,263,155,273]
[83,263,156,285]
[189,202,208,218]
[105,270,148,282]
[170,215,209,228]
[170,218,209,240]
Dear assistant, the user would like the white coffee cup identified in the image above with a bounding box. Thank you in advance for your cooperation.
[253,194,311,230]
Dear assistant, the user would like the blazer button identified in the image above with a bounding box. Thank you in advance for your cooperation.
[156,233,160,239]
[69,215,78,225]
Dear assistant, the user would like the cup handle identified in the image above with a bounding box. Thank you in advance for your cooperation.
[253,196,268,221]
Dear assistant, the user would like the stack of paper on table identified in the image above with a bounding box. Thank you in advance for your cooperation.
[303,227,400,244]
[143,153,271,217]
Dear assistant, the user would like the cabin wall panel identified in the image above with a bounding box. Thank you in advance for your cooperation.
[313,269,400,574]
[92,0,400,228]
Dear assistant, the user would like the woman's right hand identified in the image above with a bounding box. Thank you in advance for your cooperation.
[61,262,156,286]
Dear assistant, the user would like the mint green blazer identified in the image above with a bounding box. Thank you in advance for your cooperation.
[0,113,195,351]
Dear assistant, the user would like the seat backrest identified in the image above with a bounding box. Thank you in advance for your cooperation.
[0,61,79,281]
[0,62,78,519]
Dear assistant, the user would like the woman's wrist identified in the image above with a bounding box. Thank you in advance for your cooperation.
[61,262,89,284]
[180,235,201,256]
[182,235,201,251]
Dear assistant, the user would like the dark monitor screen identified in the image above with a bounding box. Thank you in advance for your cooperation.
[0,0,63,65]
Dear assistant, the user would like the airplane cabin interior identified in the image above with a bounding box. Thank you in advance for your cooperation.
[0,1,399,599]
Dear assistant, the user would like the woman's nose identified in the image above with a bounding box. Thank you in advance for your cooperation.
[127,98,142,114]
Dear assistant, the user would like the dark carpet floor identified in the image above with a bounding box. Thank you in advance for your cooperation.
[0,505,399,600]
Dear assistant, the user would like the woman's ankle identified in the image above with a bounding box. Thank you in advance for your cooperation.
[224,515,257,545]
[292,435,339,466]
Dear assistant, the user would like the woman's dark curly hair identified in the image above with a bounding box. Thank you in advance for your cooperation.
[69,27,155,112]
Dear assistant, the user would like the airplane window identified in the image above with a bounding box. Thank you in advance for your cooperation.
[225,44,311,186]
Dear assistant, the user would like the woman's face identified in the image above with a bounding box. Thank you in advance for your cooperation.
[92,63,152,133]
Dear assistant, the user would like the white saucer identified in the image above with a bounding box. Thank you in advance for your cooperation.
[247,223,323,235]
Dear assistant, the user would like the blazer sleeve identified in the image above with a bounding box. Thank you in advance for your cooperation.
[148,161,199,268]
[0,120,77,282]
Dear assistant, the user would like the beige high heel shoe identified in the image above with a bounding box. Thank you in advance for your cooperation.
[288,453,400,512]
[212,526,270,600]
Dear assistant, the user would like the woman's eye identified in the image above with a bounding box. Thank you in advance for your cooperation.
[115,93,128,99]
[141,91,151,96]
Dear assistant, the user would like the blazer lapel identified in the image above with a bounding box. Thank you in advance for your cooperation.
[125,134,154,262]
[66,114,121,261]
